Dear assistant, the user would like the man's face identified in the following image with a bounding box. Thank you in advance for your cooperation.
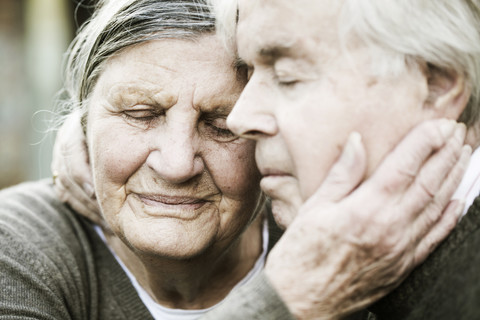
[228,0,434,227]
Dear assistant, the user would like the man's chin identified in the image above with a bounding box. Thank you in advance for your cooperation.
[271,199,297,229]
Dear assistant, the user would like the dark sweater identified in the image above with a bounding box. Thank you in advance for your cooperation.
[370,195,480,319]
[0,180,154,319]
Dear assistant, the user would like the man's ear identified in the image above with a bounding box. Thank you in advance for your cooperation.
[424,63,471,119]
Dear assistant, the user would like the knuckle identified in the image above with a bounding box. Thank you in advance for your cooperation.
[419,120,448,146]
[389,167,417,190]
[415,177,436,200]
[71,171,84,183]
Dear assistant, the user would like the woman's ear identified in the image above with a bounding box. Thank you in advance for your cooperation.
[424,64,471,120]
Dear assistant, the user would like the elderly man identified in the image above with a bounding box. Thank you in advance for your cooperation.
[220,0,480,319]
[52,0,476,319]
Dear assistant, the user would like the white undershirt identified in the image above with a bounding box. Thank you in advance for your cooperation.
[95,219,269,320]
[452,147,480,217]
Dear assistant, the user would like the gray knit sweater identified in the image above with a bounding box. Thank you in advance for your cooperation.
[0,180,292,320]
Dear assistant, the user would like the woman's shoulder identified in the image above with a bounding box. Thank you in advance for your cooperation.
[0,178,96,267]
[0,179,102,317]
[0,179,96,278]
[0,179,83,238]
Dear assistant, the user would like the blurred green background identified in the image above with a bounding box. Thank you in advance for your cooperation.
[0,0,94,189]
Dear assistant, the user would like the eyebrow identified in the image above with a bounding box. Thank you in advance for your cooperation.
[257,42,295,61]
[106,83,176,108]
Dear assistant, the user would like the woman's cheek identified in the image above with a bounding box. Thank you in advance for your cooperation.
[91,122,148,186]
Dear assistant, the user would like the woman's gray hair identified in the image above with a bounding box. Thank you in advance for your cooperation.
[339,0,480,128]
[58,0,215,123]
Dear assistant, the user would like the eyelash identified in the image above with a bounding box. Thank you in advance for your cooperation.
[122,110,162,127]
[204,120,236,139]
[247,65,298,88]
[123,110,236,141]
[211,126,234,137]
[277,79,299,87]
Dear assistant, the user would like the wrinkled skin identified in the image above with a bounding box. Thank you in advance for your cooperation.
[52,1,473,315]
[221,0,474,318]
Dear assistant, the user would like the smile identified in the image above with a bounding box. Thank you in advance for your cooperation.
[131,194,209,219]
[139,194,206,205]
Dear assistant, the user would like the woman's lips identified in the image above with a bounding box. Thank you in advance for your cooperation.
[132,194,209,219]
[139,194,206,205]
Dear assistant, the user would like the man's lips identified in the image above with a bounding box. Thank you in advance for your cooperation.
[259,172,295,198]
[259,168,290,177]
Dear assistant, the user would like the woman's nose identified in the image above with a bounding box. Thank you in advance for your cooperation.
[227,78,277,140]
[146,125,204,184]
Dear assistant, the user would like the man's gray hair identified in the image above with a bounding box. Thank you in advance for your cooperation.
[339,0,480,127]
[58,0,215,122]
[211,0,480,127]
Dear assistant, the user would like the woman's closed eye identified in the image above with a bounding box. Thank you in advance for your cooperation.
[122,108,164,128]
[202,117,237,142]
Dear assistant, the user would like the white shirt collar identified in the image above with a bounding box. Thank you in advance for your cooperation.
[94,219,269,320]
[452,146,480,217]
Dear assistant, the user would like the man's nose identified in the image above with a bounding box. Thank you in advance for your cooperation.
[146,122,204,184]
[227,78,277,140]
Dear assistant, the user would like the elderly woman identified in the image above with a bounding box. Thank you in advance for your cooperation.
[0,0,469,319]
[0,0,273,318]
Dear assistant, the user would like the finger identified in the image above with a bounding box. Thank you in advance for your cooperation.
[413,199,464,265]
[52,110,89,182]
[400,125,467,217]
[57,173,100,216]
[432,144,472,209]
[56,174,105,227]
[65,145,95,199]
[371,119,457,195]
[65,193,106,227]
[310,132,367,203]
[411,144,471,236]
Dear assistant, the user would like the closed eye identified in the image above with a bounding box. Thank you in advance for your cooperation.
[122,108,164,128]
[201,116,238,142]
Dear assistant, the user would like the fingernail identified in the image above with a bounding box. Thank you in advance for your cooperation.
[342,132,362,165]
[454,123,466,143]
[462,144,473,156]
[83,183,95,198]
[439,119,456,139]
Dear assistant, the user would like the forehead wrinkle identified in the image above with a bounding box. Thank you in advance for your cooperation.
[138,60,178,74]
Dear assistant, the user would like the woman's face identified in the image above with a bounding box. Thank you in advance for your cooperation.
[86,35,262,259]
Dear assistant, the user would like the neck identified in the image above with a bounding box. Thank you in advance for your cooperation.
[105,211,265,309]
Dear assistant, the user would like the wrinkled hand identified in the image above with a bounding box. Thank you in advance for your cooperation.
[265,119,471,319]
[51,111,106,228]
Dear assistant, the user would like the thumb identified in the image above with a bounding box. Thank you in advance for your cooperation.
[309,132,367,203]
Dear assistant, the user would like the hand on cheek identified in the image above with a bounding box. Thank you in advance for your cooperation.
[265,119,470,319]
